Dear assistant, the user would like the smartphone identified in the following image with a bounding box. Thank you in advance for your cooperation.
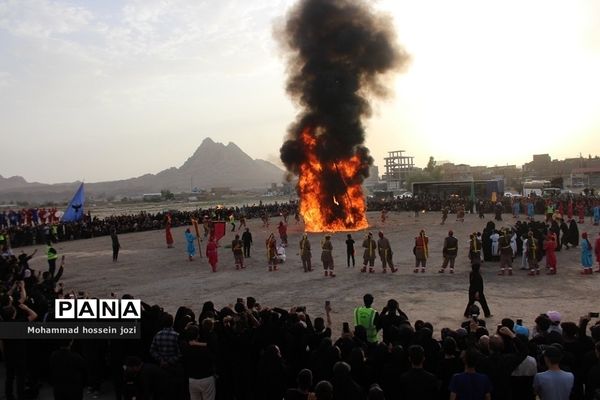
[589,312,600,318]
[342,322,350,334]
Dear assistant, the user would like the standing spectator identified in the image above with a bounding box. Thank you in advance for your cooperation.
[449,349,493,400]
[181,325,215,400]
[49,340,86,400]
[533,346,574,400]
[354,294,379,344]
[399,345,439,400]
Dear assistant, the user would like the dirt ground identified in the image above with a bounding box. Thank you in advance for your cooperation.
[22,211,600,336]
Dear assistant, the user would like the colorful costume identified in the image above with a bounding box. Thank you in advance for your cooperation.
[266,234,278,271]
[595,233,600,272]
[320,236,335,277]
[206,239,218,272]
[581,233,593,274]
[232,237,244,270]
[593,205,600,225]
[413,230,428,273]
[165,214,174,248]
[299,234,312,272]
[377,232,397,273]
[185,229,196,260]
[361,233,377,273]
[544,234,557,274]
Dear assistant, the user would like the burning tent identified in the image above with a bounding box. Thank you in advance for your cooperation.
[278,0,408,232]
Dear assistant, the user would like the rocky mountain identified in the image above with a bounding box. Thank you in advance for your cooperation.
[0,138,285,202]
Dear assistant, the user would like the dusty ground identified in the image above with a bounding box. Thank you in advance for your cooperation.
[22,211,600,335]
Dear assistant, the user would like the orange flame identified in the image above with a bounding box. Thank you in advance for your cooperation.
[298,128,369,232]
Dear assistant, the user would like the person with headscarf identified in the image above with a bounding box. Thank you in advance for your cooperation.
[580,232,593,275]
[361,232,377,273]
[544,233,558,275]
[184,228,196,261]
[413,230,429,273]
[299,233,312,272]
[593,202,600,226]
[266,233,278,272]
[568,219,580,248]
[378,231,397,273]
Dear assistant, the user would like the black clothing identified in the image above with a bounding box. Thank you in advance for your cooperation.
[242,231,252,257]
[464,271,491,317]
[399,367,439,400]
[346,238,355,266]
[181,342,214,379]
[49,348,86,400]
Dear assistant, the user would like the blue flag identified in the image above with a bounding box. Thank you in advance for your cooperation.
[62,183,85,222]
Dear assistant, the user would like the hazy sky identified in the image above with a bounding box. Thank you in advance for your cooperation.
[1,0,599,183]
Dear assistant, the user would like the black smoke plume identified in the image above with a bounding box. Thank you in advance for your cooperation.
[278,0,408,180]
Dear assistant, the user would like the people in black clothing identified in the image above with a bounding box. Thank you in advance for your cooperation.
[49,340,86,400]
[111,228,120,262]
[346,234,355,267]
[241,228,252,258]
[399,345,439,400]
[464,263,491,318]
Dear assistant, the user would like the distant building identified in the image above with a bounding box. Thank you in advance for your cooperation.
[363,165,380,188]
[412,179,504,200]
[383,150,414,190]
[570,167,600,188]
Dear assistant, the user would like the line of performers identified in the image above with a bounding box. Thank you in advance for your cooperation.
[266,229,600,278]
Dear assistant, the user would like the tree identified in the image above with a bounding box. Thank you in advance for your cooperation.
[161,190,175,201]
[425,156,437,174]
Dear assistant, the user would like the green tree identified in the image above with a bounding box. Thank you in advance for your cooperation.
[161,189,175,200]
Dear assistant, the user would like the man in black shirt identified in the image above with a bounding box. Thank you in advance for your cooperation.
[49,340,86,400]
[345,234,355,267]
[399,345,439,400]
[241,228,252,258]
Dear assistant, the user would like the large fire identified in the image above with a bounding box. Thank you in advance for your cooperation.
[298,128,369,232]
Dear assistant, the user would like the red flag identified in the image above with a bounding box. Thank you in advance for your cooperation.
[212,221,226,243]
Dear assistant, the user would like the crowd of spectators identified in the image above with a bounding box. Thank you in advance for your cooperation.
[2,252,600,400]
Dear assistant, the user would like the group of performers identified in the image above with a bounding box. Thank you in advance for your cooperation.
[165,209,600,277]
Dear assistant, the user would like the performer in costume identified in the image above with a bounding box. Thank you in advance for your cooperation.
[580,232,593,275]
[165,213,174,248]
[468,233,482,265]
[299,234,312,272]
[321,235,335,277]
[377,231,397,273]
[567,199,574,220]
[231,234,244,270]
[361,232,376,273]
[593,203,600,226]
[544,233,557,275]
[498,229,514,276]
[439,230,458,273]
[266,233,278,271]
[206,236,218,272]
[577,202,585,224]
[594,232,600,273]
[278,221,288,246]
[413,230,429,273]
[185,228,196,261]
[526,231,540,276]
[527,201,535,220]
